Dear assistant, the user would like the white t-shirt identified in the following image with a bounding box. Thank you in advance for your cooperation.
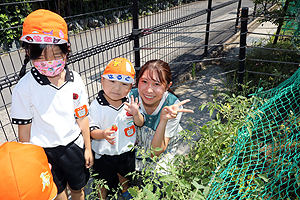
[89,90,141,158]
[11,67,88,148]
[129,88,183,171]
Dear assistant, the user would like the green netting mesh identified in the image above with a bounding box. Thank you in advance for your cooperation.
[207,66,300,199]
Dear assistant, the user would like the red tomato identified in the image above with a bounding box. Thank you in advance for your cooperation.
[111,125,118,131]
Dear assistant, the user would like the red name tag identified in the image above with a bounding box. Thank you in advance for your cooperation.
[124,125,135,137]
[74,105,88,118]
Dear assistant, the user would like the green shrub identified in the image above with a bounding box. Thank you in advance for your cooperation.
[0,1,31,51]
[85,92,261,199]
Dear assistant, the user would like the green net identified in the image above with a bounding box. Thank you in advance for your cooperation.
[207,66,300,199]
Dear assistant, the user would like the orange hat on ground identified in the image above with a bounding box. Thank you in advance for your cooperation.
[20,9,68,44]
[0,142,57,200]
[102,57,135,84]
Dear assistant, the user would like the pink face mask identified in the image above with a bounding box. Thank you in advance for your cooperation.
[33,57,66,77]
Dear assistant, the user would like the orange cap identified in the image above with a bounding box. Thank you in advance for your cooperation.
[102,57,135,83]
[20,9,68,44]
[0,142,57,200]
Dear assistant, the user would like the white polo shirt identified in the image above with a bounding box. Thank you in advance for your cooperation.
[89,90,140,158]
[11,67,88,148]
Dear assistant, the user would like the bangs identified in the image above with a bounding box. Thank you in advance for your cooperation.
[147,66,167,86]
[23,43,70,60]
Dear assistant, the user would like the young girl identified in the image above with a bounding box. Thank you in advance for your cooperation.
[10,9,93,200]
[129,59,194,172]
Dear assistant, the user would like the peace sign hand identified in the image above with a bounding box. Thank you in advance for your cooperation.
[161,99,194,121]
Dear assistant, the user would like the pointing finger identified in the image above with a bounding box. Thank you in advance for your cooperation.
[177,108,194,113]
[176,99,191,107]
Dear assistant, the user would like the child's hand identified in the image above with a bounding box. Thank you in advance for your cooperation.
[161,99,194,121]
[103,127,116,145]
[84,149,94,169]
[124,95,141,117]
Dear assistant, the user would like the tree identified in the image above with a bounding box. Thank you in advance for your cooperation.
[252,0,297,44]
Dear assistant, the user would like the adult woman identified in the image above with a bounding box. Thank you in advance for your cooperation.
[129,59,193,171]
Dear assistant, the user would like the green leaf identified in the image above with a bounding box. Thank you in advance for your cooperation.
[246,126,252,137]
[143,188,158,200]
[166,182,173,197]
[208,128,214,138]
[154,179,161,186]
[199,104,206,111]
[128,188,138,197]
[202,178,210,185]
[159,175,176,182]
[215,177,224,183]
[257,174,269,182]
[179,179,190,189]
[204,186,211,198]
[154,147,162,152]
[209,109,213,117]
[202,167,210,172]
[221,156,232,165]
[192,180,205,189]
[254,178,264,187]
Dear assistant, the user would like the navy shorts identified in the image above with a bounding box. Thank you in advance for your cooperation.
[92,150,135,191]
[44,140,90,194]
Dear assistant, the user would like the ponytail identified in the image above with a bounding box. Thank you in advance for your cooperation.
[18,53,30,80]
[167,87,177,97]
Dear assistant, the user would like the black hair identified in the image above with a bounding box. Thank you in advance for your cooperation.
[18,42,70,79]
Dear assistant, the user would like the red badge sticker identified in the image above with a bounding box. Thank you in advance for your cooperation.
[74,105,88,118]
[126,112,133,116]
[73,93,79,100]
[124,125,135,137]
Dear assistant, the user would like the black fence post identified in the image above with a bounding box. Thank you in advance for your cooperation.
[238,7,248,87]
[204,0,212,57]
[235,0,242,33]
[132,0,141,77]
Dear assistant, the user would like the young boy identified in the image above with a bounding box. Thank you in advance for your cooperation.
[89,57,144,199]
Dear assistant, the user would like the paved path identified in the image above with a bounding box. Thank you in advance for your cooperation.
[174,17,278,155]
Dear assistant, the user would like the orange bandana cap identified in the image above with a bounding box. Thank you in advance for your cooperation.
[102,57,135,84]
[0,142,57,200]
[20,9,68,45]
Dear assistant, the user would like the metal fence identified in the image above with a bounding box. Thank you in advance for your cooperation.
[0,0,251,143]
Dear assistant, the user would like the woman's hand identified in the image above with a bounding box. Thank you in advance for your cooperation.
[124,95,141,117]
[160,99,194,121]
